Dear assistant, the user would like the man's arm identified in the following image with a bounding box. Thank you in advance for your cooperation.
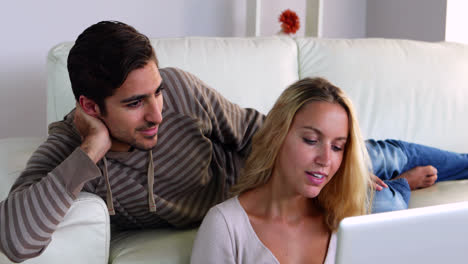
[194,73,265,152]
[162,68,265,153]
[0,106,110,262]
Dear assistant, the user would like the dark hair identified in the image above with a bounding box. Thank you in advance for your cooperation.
[67,21,158,114]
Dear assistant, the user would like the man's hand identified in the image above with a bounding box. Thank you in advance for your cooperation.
[74,103,112,163]
[371,174,388,191]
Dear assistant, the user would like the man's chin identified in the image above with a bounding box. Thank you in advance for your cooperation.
[132,138,158,151]
[109,134,158,152]
[132,145,156,151]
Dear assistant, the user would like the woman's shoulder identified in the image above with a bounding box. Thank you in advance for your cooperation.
[195,196,253,249]
[199,196,256,241]
[206,196,246,225]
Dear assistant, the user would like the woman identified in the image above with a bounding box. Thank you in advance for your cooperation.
[190,77,374,264]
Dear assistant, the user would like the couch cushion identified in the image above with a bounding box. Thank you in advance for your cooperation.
[47,37,299,124]
[109,228,197,264]
[409,179,468,208]
[151,37,298,115]
[296,38,468,153]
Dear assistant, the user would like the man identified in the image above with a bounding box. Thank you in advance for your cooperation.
[0,21,264,262]
[2,20,468,262]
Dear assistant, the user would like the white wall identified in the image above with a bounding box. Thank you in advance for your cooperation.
[445,0,468,44]
[0,0,247,139]
[320,0,367,38]
[366,0,447,42]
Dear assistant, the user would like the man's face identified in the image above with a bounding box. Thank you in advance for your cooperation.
[99,61,164,151]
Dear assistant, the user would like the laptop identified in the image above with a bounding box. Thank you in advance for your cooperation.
[335,201,468,264]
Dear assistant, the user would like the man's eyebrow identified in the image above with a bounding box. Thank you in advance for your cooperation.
[120,81,164,104]
[158,80,165,89]
[120,94,148,104]
[303,126,347,141]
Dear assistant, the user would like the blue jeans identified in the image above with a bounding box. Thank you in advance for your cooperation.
[366,139,468,213]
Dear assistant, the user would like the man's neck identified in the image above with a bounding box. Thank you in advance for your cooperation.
[109,140,132,152]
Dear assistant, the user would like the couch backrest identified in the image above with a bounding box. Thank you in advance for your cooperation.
[46,37,299,124]
[297,38,468,152]
[47,37,468,152]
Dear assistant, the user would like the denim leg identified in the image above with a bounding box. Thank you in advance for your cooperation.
[366,139,411,213]
[366,139,408,181]
[366,139,468,213]
[371,178,410,213]
[391,140,468,182]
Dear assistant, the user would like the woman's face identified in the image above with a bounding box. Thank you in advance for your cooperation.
[273,101,349,198]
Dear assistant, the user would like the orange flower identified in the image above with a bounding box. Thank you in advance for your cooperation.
[279,9,300,34]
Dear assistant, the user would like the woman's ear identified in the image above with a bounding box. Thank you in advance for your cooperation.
[78,95,102,117]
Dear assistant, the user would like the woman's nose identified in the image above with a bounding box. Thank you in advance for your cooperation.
[315,145,331,167]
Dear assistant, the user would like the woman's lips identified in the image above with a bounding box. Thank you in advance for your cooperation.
[306,171,327,185]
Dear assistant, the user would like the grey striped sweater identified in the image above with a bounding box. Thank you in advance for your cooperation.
[0,67,264,262]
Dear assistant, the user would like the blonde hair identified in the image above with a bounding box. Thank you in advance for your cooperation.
[231,77,373,231]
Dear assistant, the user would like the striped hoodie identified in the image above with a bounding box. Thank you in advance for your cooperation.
[0,67,264,262]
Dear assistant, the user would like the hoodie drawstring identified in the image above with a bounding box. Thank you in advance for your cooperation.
[147,151,157,212]
[102,151,157,216]
[103,157,115,215]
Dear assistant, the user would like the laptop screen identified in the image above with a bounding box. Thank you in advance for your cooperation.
[335,201,468,264]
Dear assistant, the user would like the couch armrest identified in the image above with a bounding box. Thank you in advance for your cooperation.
[0,192,110,264]
[0,138,110,264]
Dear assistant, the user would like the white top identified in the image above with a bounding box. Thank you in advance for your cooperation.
[191,196,337,264]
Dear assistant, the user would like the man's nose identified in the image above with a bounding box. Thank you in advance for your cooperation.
[145,98,163,124]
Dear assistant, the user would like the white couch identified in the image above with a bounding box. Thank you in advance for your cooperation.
[2,36,468,264]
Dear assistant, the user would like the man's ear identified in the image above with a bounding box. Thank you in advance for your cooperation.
[78,95,102,117]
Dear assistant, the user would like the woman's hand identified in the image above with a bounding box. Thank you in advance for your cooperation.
[371,174,388,191]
